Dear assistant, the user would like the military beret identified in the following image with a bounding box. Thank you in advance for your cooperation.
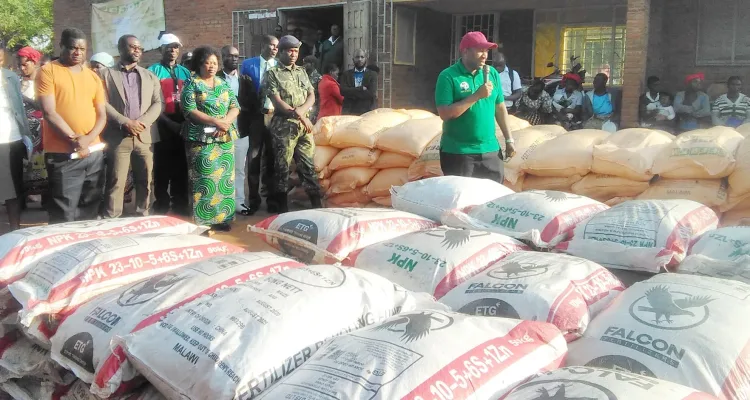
[278,35,301,50]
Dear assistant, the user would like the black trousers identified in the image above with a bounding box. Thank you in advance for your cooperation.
[45,151,105,223]
[153,124,189,214]
[247,125,275,208]
[439,151,505,183]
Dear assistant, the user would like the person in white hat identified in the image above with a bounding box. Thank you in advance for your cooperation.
[148,33,192,216]
[89,52,114,75]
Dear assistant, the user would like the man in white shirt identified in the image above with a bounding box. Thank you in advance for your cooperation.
[0,65,31,231]
[493,53,522,109]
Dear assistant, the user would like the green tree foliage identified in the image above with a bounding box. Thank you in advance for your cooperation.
[0,0,53,52]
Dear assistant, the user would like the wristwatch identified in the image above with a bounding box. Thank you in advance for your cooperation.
[505,138,515,144]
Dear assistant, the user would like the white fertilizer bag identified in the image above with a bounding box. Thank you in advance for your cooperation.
[391,176,515,222]
[255,312,567,400]
[505,366,719,400]
[566,274,750,399]
[0,331,73,384]
[344,227,528,298]
[678,227,750,284]
[117,265,438,400]
[61,380,166,400]
[44,253,304,397]
[442,190,609,248]
[559,199,719,273]
[250,208,438,263]
[439,251,624,341]
[0,377,62,400]
[8,234,244,341]
[0,216,207,286]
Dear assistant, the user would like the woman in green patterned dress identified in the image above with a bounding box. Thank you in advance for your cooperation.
[181,46,240,232]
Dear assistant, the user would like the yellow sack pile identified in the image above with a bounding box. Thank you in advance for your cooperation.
[408,134,442,181]
[736,123,750,138]
[329,111,411,148]
[571,174,650,203]
[728,139,750,198]
[311,109,442,208]
[523,174,583,192]
[637,178,728,209]
[721,192,750,226]
[376,116,442,158]
[523,129,610,177]
[652,127,743,179]
[313,115,361,146]
[503,125,566,184]
[592,128,674,181]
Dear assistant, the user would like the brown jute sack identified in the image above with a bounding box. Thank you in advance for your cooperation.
[652,127,743,179]
[364,168,408,197]
[592,128,674,181]
[328,147,381,170]
[637,178,729,208]
[313,146,339,172]
[523,129,610,177]
[571,174,650,202]
[313,115,360,145]
[407,134,442,181]
[371,152,415,169]
[329,111,411,149]
[329,167,379,194]
[523,174,583,192]
[376,116,442,157]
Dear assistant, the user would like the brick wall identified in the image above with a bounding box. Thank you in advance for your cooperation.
[53,0,343,66]
[390,7,452,111]
[621,0,650,128]
[655,0,748,95]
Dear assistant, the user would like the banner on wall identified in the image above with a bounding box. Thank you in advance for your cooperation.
[91,0,166,56]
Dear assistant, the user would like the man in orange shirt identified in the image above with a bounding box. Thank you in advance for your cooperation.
[36,28,107,223]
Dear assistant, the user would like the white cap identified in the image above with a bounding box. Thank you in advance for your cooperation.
[159,33,182,47]
[90,52,115,68]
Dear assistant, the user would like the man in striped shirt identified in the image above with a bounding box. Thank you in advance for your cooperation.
[712,76,750,128]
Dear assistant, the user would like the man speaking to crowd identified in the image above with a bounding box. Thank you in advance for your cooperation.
[435,32,515,182]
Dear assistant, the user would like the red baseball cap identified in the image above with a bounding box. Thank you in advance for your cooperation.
[459,31,498,52]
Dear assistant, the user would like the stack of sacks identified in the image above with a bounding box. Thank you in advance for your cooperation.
[502,125,566,191]
[521,129,610,191]
[720,191,750,226]
[315,109,444,208]
[644,127,743,211]
[737,122,750,137]
[579,128,674,203]
[725,135,750,224]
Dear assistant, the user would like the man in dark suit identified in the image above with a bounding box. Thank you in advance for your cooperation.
[100,34,163,218]
[340,49,378,115]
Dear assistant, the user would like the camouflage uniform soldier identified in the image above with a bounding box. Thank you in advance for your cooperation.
[264,35,322,212]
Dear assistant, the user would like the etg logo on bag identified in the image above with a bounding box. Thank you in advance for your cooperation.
[629,285,715,330]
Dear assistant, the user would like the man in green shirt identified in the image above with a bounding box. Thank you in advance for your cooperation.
[435,32,516,182]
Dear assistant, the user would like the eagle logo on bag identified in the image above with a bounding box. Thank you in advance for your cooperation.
[425,228,490,250]
[488,261,550,280]
[585,355,656,378]
[373,311,453,343]
[510,380,616,400]
[117,273,187,307]
[531,190,582,202]
[629,285,714,330]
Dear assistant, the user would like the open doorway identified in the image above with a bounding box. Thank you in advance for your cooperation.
[279,4,345,65]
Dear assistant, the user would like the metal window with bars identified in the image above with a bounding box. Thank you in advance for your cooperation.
[451,13,499,64]
[561,25,626,85]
